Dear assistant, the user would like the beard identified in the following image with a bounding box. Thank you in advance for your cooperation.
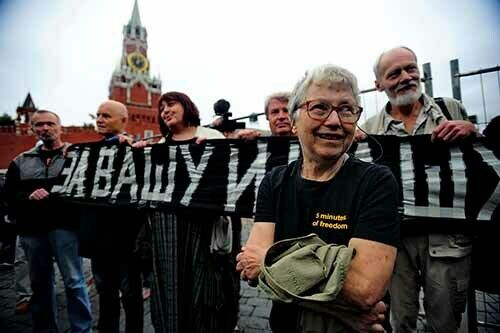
[39,132,54,140]
[38,133,56,147]
[388,82,422,106]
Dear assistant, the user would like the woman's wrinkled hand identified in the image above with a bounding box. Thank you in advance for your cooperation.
[236,244,267,285]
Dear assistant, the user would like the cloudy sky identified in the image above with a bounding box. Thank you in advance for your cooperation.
[0,0,499,130]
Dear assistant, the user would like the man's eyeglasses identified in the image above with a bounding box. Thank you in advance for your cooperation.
[297,99,363,124]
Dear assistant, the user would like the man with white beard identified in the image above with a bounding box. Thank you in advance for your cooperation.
[360,46,477,332]
[362,46,475,141]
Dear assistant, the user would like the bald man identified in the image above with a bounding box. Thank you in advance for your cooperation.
[84,100,145,333]
[96,100,129,141]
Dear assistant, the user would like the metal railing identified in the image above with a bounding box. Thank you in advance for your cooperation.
[451,60,500,127]
[213,59,500,131]
[358,60,500,130]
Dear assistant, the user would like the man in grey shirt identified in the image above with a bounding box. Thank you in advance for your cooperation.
[361,46,477,332]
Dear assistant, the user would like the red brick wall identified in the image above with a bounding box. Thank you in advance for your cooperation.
[130,83,148,105]
[1,86,163,168]
[0,134,36,169]
[108,81,162,139]
[0,128,101,169]
[111,87,127,103]
[126,105,160,138]
[152,92,160,108]
[63,128,102,143]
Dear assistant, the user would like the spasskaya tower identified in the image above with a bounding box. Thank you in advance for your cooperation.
[109,0,162,139]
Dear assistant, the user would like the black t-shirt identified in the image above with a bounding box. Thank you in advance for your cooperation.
[255,156,400,332]
[256,156,400,246]
[39,147,61,163]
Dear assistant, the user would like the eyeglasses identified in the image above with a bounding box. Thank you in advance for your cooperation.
[297,99,363,124]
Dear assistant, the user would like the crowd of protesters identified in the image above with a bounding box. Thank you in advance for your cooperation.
[1,45,496,333]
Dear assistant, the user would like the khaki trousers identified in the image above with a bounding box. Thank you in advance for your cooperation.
[389,235,471,333]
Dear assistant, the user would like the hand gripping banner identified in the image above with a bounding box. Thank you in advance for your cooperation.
[51,136,499,224]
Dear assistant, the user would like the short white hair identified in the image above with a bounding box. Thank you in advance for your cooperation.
[289,64,360,121]
[373,46,418,80]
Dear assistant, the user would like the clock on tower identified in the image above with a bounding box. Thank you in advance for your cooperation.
[127,51,149,73]
[108,0,162,140]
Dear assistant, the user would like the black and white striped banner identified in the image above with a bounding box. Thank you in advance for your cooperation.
[52,136,499,223]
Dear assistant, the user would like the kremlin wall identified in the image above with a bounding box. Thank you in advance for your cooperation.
[0,0,161,169]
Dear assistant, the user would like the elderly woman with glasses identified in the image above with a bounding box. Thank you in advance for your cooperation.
[236,64,400,332]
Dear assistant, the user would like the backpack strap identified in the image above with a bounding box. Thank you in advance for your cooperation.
[433,97,452,120]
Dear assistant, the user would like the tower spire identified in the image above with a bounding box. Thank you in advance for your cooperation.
[129,0,142,27]
[22,92,35,109]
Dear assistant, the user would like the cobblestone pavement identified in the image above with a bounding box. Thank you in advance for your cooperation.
[0,219,272,333]
[0,258,155,333]
[236,220,500,333]
[237,219,272,333]
[1,219,499,332]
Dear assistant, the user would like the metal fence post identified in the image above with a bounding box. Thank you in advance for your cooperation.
[423,62,433,97]
[450,59,462,101]
[479,72,488,125]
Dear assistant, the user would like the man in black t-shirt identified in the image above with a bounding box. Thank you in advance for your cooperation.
[237,64,400,332]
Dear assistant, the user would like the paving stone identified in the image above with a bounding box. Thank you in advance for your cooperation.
[476,298,486,311]
[239,304,254,316]
[241,286,259,298]
[1,219,498,332]
[252,304,271,318]
[247,297,270,308]
[239,316,270,330]
[242,328,272,333]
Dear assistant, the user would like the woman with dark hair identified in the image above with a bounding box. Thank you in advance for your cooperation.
[156,91,223,141]
[134,92,238,333]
